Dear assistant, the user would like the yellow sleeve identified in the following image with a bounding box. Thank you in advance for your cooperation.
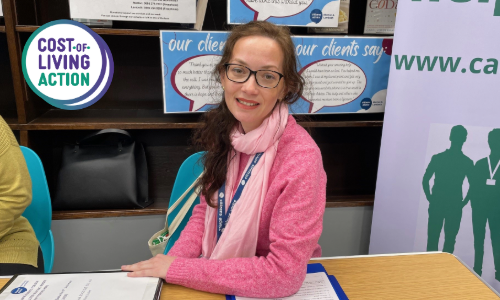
[0,117,33,241]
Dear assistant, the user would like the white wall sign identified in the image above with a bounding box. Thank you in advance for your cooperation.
[69,0,196,24]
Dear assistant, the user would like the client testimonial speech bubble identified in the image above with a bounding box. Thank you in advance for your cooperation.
[171,55,223,111]
[300,59,367,113]
[242,0,314,21]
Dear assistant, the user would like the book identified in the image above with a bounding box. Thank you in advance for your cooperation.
[0,272,162,300]
[364,0,398,34]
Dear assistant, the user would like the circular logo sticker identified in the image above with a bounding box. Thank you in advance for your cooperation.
[310,9,323,24]
[22,20,114,110]
[360,98,372,110]
[11,287,27,294]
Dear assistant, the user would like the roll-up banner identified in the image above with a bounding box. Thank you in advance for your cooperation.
[370,0,500,291]
[160,31,392,114]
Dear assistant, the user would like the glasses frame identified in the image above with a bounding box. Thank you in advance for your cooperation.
[223,63,284,89]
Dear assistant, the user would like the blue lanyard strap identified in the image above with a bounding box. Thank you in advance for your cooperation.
[217,152,263,242]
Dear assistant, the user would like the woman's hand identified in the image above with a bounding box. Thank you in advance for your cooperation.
[121,255,177,279]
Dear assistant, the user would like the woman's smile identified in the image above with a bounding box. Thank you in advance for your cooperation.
[236,98,260,109]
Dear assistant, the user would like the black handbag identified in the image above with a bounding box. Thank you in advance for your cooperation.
[53,129,151,210]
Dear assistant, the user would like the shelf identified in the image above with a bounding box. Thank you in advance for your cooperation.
[0,26,5,33]
[52,198,170,220]
[17,26,160,36]
[18,109,383,130]
[52,195,374,220]
[21,109,203,130]
[325,195,374,208]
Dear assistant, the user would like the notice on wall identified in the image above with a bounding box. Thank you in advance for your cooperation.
[364,0,397,34]
[69,0,196,24]
[308,0,349,33]
[228,0,340,27]
[160,31,392,114]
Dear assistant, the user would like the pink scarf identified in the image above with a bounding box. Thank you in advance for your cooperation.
[201,104,289,260]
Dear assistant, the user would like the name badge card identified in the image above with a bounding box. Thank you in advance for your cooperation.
[69,0,197,24]
[487,179,496,185]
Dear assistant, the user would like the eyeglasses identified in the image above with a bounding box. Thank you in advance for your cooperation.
[224,63,284,89]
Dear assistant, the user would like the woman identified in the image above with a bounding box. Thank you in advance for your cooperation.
[122,21,326,298]
[0,116,43,275]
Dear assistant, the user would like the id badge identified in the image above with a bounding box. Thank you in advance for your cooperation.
[487,179,496,185]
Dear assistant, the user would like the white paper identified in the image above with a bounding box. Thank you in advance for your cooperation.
[0,272,160,300]
[0,1,3,17]
[236,272,339,300]
[69,0,196,24]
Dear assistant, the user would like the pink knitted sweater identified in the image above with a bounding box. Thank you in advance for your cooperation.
[166,116,327,298]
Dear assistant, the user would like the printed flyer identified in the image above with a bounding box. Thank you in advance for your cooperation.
[69,0,197,24]
[364,0,397,34]
[160,31,392,114]
[228,0,340,27]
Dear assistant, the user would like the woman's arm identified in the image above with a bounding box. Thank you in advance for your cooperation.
[165,147,326,298]
[0,121,32,241]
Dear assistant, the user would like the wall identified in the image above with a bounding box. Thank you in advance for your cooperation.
[51,206,373,273]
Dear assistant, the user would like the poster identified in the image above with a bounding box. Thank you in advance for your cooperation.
[160,31,392,114]
[364,0,397,34]
[69,0,197,24]
[308,0,350,34]
[228,0,341,27]
[370,0,500,292]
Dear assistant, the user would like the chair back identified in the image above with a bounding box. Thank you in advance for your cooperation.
[20,146,54,273]
[164,152,204,254]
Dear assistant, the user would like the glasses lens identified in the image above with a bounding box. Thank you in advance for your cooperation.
[227,65,250,82]
[256,71,280,88]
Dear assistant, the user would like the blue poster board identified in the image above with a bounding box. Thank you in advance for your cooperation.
[228,0,341,27]
[160,31,392,114]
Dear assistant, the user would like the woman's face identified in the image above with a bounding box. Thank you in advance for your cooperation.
[221,36,287,133]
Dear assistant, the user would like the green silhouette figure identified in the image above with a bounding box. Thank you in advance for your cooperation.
[423,125,473,254]
[463,129,500,279]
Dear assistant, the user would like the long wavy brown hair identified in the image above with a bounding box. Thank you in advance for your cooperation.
[192,21,305,207]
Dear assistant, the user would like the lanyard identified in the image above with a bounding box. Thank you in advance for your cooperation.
[217,152,263,242]
[487,156,500,180]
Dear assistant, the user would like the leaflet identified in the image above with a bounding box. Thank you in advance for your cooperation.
[236,272,339,300]
[68,0,196,24]
[0,272,161,300]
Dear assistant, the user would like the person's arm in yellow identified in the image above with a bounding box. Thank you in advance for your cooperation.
[0,118,32,241]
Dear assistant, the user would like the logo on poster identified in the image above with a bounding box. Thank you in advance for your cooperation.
[360,98,372,110]
[11,287,27,294]
[22,20,114,110]
[310,9,323,23]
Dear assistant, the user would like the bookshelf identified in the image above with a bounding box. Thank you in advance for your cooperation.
[1,0,380,219]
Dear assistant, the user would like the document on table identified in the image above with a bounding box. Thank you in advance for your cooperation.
[0,272,161,300]
[236,272,339,300]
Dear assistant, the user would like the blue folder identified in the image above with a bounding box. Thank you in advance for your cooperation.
[226,263,348,300]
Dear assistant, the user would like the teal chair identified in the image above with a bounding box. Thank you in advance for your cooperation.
[164,152,204,255]
[20,146,55,273]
